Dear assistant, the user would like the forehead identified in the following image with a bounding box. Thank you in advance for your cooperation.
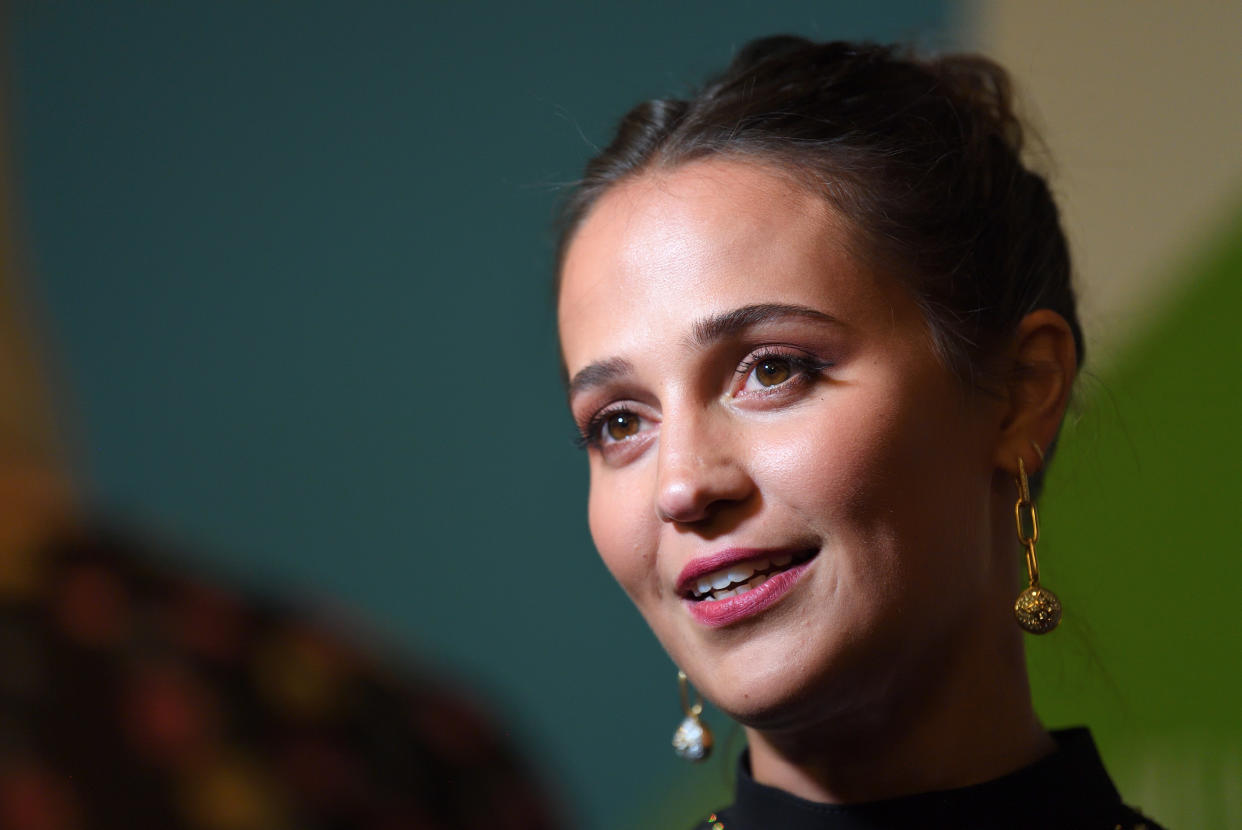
[557,159,890,369]
[567,159,835,272]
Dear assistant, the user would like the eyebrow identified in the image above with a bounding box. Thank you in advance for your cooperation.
[689,303,843,347]
[567,356,634,399]
[566,303,841,400]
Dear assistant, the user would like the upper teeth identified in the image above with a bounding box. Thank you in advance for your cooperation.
[691,554,798,601]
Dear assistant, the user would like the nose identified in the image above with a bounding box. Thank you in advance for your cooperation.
[655,409,754,524]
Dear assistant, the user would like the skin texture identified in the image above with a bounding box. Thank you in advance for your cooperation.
[558,158,1076,803]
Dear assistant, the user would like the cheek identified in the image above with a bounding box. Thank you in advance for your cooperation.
[751,385,964,578]
[754,392,907,521]
[586,466,657,599]
[771,383,993,607]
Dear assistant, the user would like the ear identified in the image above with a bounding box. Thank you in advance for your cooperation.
[993,310,1078,477]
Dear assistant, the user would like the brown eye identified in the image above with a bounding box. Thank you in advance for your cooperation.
[755,358,792,387]
[605,412,641,441]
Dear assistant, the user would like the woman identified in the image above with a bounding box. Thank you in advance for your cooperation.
[555,37,1164,829]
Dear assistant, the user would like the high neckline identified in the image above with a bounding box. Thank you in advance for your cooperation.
[703,728,1158,830]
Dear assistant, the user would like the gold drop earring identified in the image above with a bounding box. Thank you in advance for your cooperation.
[1013,455,1062,634]
[672,669,713,761]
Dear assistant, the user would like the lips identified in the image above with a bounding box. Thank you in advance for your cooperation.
[677,548,817,627]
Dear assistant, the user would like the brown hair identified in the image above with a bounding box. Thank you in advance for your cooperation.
[557,36,1083,392]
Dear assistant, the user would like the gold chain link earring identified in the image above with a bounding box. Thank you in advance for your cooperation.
[672,669,714,762]
[1013,455,1062,634]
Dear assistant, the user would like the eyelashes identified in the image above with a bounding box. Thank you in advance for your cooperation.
[734,348,834,391]
[573,348,834,451]
[574,406,644,451]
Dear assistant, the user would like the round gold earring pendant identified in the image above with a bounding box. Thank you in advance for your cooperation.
[1015,586,1062,634]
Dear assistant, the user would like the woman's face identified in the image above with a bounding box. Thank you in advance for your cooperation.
[558,159,1006,729]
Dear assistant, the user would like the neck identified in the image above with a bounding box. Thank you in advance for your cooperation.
[744,605,1052,804]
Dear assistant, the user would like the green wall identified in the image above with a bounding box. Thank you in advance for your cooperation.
[1030,201,1242,828]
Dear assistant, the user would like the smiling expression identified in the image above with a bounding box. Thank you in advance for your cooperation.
[558,159,1006,728]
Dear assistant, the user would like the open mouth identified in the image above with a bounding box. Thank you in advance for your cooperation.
[685,550,817,602]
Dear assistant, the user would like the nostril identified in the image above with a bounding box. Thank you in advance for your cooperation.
[656,480,710,524]
[655,464,754,525]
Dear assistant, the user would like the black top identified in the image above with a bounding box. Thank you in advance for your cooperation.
[693,728,1164,830]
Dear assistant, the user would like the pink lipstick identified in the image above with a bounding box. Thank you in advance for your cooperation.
[677,547,816,628]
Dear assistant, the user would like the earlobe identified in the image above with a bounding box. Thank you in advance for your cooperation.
[993,310,1079,475]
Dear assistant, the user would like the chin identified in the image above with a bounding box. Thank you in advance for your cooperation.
[689,614,911,736]
[709,670,865,736]
[692,637,845,730]
[713,683,810,730]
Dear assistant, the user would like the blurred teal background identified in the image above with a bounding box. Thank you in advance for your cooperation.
[5,2,1239,828]
[4,3,953,827]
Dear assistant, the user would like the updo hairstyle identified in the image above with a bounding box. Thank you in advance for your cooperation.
[560,37,1082,380]
[557,36,1083,488]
